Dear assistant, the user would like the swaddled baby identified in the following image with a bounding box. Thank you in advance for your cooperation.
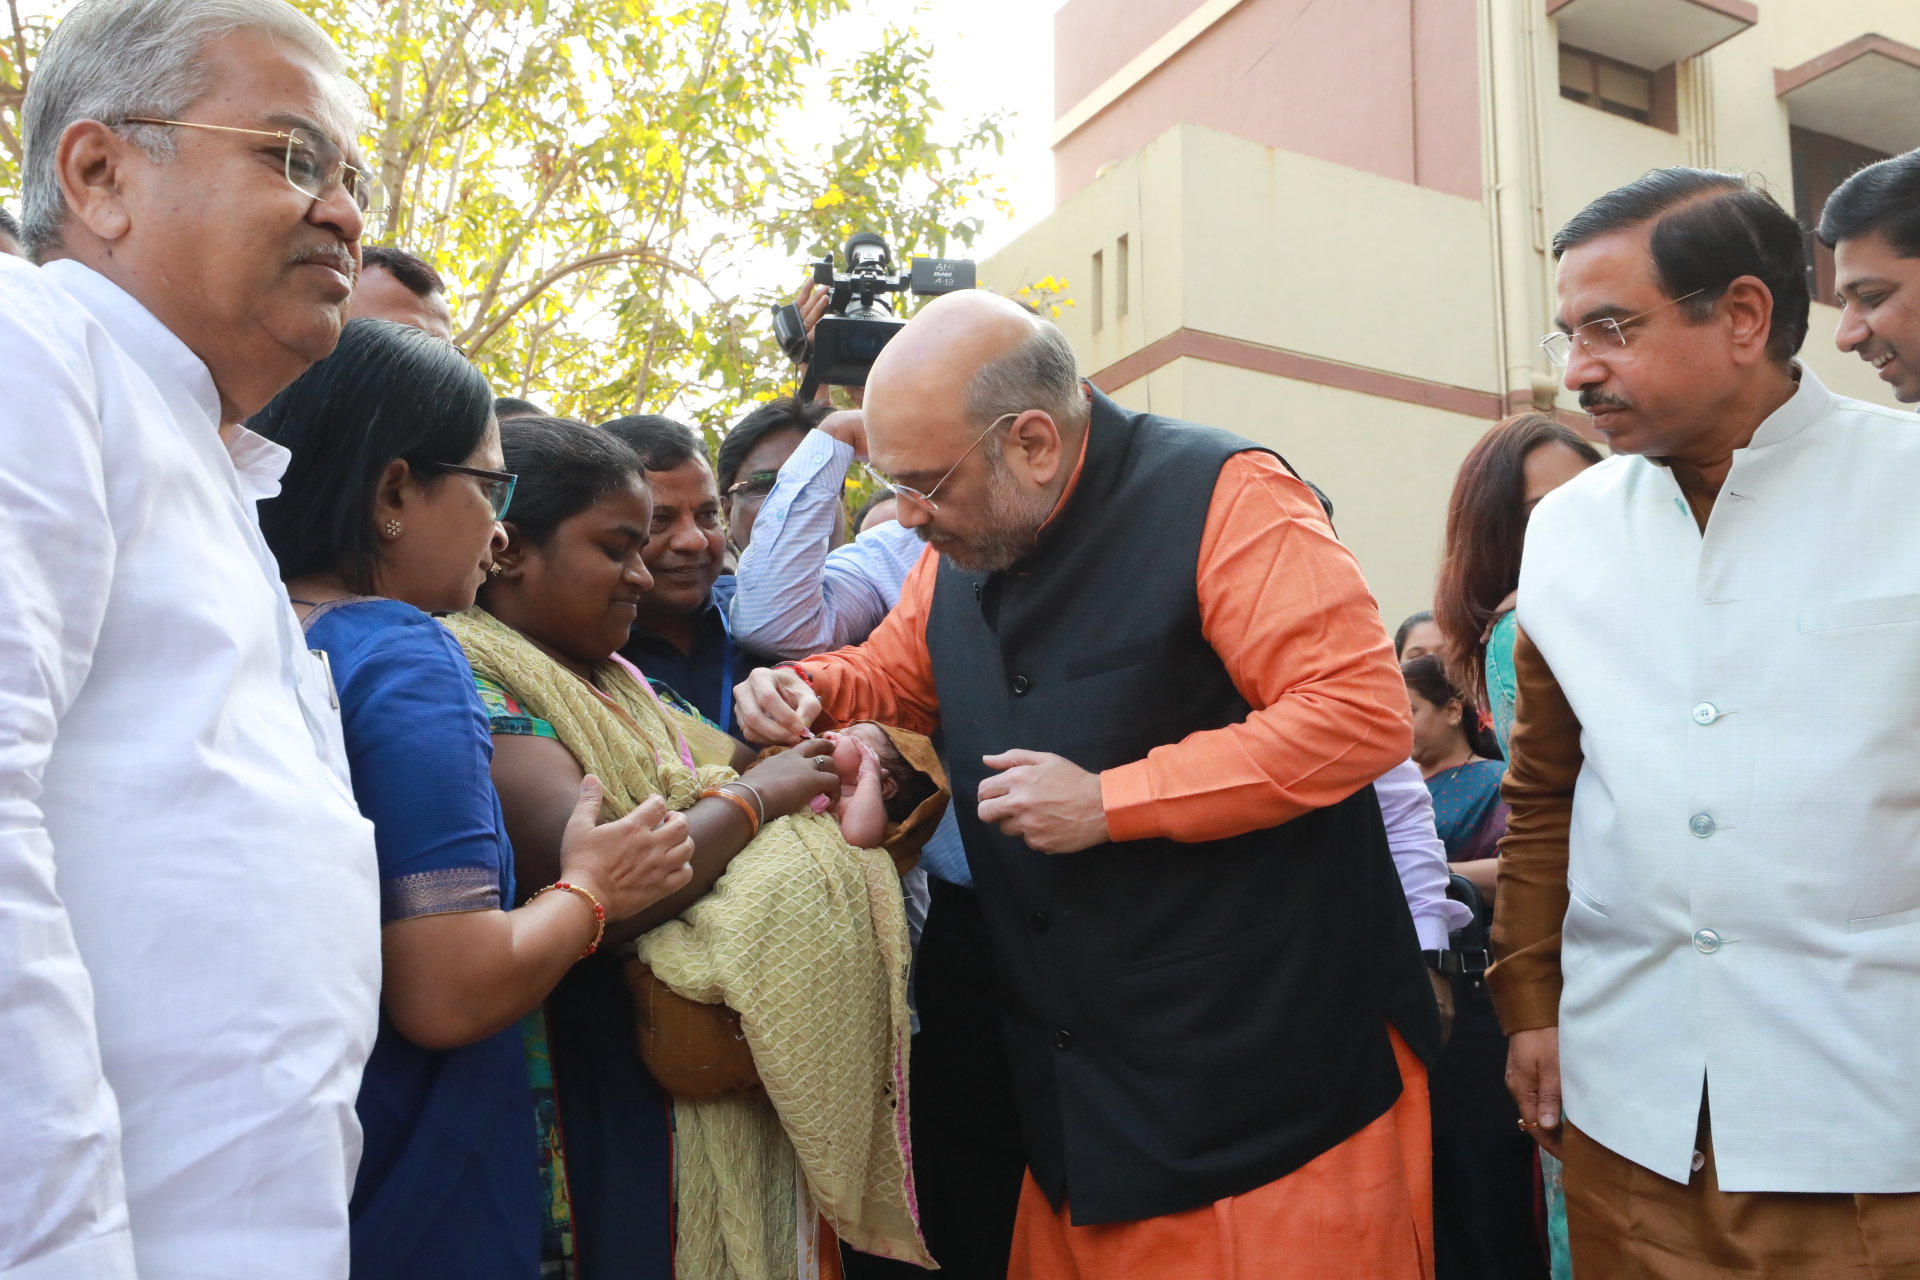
[814,721,940,849]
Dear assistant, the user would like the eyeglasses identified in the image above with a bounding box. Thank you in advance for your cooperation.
[1540,289,1706,367]
[726,471,779,500]
[119,117,385,215]
[861,412,1019,514]
[419,461,517,519]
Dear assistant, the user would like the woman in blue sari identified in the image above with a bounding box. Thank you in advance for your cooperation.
[1405,654,1508,863]
[1404,651,1533,1280]
[252,319,696,1279]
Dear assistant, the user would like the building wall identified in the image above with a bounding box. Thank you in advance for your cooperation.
[983,126,1499,399]
[1051,0,1482,204]
[1116,359,1494,632]
[980,125,1501,628]
[994,0,1920,627]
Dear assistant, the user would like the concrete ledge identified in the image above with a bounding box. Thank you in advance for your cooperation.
[1776,34,1920,154]
[1050,0,1249,147]
[1091,328,1506,419]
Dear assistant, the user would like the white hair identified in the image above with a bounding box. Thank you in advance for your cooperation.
[21,0,348,258]
[965,320,1088,433]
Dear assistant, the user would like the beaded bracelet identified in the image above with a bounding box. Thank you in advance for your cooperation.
[703,785,760,838]
[532,880,606,957]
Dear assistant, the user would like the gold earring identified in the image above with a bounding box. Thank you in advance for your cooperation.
[384,519,402,538]
[487,563,504,577]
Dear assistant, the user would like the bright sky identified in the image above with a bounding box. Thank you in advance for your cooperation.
[804,0,1068,261]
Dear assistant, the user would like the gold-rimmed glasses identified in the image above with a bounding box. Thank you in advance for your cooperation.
[119,117,385,215]
[861,412,1020,514]
[1540,288,1706,367]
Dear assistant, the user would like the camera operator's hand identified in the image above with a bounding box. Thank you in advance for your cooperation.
[796,277,830,336]
[734,666,823,745]
[793,278,833,403]
[820,410,868,461]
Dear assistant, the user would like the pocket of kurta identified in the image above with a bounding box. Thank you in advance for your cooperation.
[1847,905,1920,934]
[1796,593,1920,632]
[1566,877,1609,916]
[1064,637,1173,681]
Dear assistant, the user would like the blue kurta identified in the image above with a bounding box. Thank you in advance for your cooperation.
[305,598,541,1280]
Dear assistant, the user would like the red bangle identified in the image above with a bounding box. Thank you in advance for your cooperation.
[534,880,606,957]
[775,661,815,687]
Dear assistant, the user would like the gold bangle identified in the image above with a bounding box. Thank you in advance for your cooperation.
[532,880,606,958]
[702,785,759,838]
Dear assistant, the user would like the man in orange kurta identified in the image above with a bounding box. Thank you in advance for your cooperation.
[736,291,1435,1280]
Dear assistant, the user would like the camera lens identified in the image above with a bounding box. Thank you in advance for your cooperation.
[848,330,892,359]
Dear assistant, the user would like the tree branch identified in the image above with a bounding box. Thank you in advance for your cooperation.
[465,246,695,355]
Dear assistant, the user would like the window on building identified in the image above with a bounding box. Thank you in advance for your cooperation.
[1791,126,1892,304]
[1116,235,1130,318]
[1090,249,1104,332]
[1559,45,1653,125]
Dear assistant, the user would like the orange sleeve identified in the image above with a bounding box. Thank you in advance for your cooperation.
[1100,451,1414,843]
[793,544,942,737]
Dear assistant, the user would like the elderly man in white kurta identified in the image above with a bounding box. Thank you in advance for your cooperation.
[0,2,380,1277]
[1491,167,1920,1276]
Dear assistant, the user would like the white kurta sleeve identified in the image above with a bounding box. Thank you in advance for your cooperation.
[0,279,137,1278]
[1374,757,1472,949]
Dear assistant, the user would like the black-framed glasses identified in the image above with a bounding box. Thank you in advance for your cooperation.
[861,412,1019,514]
[420,461,517,519]
[1540,289,1706,367]
[119,117,385,215]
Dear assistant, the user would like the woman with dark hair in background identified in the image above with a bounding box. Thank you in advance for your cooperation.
[1404,649,1536,1280]
[1434,412,1601,753]
[1395,609,1444,662]
[1404,654,1507,870]
[1427,411,1599,1280]
[251,321,697,1279]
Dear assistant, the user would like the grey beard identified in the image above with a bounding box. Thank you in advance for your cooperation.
[916,451,1055,573]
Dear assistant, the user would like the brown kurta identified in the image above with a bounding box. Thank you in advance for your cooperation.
[1490,625,1920,1278]
[1484,625,1581,1034]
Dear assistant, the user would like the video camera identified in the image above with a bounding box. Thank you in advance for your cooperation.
[772,232,975,399]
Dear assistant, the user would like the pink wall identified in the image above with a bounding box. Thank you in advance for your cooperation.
[1051,0,1483,203]
[1053,0,1208,117]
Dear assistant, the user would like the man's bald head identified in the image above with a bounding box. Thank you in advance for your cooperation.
[861,289,1090,573]
[865,290,1085,474]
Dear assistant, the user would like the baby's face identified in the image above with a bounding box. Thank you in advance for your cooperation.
[836,723,901,797]
[828,733,866,785]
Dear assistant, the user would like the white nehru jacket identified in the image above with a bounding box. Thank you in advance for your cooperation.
[1518,365,1920,1192]
[0,256,379,1279]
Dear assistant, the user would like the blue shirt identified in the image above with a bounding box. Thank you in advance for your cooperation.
[620,577,764,735]
[305,598,540,1280]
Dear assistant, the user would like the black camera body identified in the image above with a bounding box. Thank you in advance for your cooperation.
[772,232,975,398]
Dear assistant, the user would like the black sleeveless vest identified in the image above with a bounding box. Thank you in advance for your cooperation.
[924,389,1438,1224]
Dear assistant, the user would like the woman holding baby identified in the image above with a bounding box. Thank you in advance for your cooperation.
[258,330,929,1280]
[472,413,938,1280]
